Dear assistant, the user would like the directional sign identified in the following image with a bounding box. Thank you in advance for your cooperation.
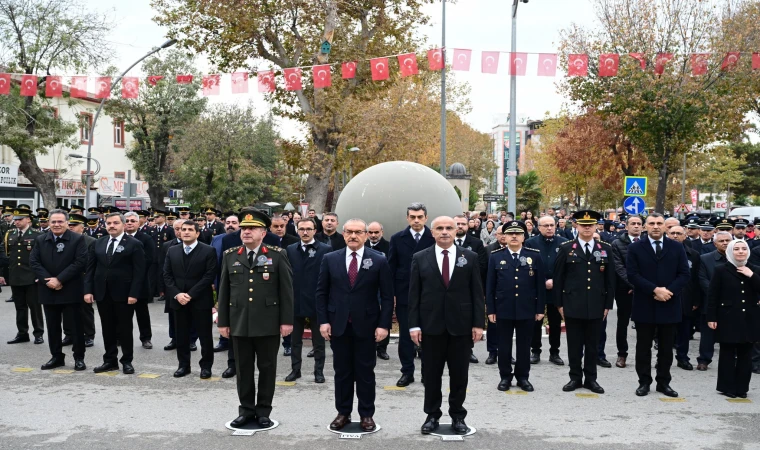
[482,194,505,202]
[623,196,646,215]
[624,176,647,197]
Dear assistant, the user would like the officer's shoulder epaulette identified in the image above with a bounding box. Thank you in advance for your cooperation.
[225,245,242,255]
[524,247,541,253]
[264,244,283,253]
[560,240,574,246]
[599,241,612,248]
[491,247,505,253]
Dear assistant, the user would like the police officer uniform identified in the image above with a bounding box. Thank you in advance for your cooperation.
[149,210,175,298]
[203,207,226,237]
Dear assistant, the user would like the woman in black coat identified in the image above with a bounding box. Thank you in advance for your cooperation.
[707,240,760,398]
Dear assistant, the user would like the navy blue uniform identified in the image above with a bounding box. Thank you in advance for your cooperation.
[525,234,567,359]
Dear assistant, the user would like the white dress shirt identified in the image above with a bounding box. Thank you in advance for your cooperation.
[411,245,455,332]
[345,246,365,271]
[577,237,595,255]
[409,228,424,241]
[301,239,316,252]
[648,235,663,253]
[183,240,199,253]
[107,233,125,254]
[246,245,261,259]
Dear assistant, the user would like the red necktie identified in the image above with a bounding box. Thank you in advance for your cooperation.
[442,249,450,288]
[348,252,358,287]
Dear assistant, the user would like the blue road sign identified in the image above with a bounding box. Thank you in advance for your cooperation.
[624,176,647,197]
[623,196,646,215]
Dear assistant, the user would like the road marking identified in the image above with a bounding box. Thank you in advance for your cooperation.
[276,381,296,386]
[575,393,599,399]
[138,373,161,379]
[383,386,406,391]
[659,398,686,403]
[201,376,221,381]
[505,390,527,396]
[96,371,119,377]
[52,369,75,374]
[727,398,752,403]
[11,367,34,373]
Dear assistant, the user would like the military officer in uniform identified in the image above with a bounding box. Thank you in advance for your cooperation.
[554,210,615,394]
[150,210,175,299]
[218,210,294,429]
[86,209,107,239]
[204,207,225,237]
[166,211,177,228]
[486,221,546,392]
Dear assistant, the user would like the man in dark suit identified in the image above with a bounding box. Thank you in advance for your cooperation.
[164,221,217,379]
[554,210,615,394]
[485,227,509,361]
[388,202,436,386]
[29,209,89,371]
[124,211,154,349]
[270,214,299,249]
[315,219,393,433]
[692,221,716,255]
[284,217,330,383]
[160,219,197,352]
[314,212,346,250]
[194,216,213,245]
[667,225,701,371]
[65,213,97,347]
[409,216,484,435]
[85,212,146,374]
[627,212,691,397]
[696,230,732,370]
[218,210,294,429]
[365,221,391,359]
[453,215,487,364]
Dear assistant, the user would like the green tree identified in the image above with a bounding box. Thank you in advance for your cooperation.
[515,171,543,214]
[104,50,207,207]
[468,184,479,211]
[0,0,113,207]
[729,141,760,198]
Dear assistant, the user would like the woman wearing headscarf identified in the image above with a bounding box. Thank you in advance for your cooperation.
[480,220,497,246]
[707,239,760,398]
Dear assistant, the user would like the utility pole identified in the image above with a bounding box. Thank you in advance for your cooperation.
[439,0,447,176]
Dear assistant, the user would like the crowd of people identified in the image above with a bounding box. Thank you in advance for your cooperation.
[2,201,759,436]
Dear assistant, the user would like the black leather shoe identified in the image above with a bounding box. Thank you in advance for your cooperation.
[84,338,94,348]
[656,384,678,398]
[285,370,301,382]
[517,379,534,392]
[41,357,65,370]
[74,359,86,371]
[497,378,511,391]
[376,350,389,360]
[189,342,197,352]
[93,363,118,373]
[635,383,650,396]
[122,363,135,374]
[283,347,291,356]
[597,358,612,368]
[200,369,212,379]
[174,367,191,378]
[213,342,228,353]
[308,349,316,358]
[469,352,478,363]
[330,414,351,430]
[396,374,414,387]
[231,415,253,428]
[549,354,564,365]
[164,340,176,351]
[7,334,30,344]
[421,416,439,434]
[61,336,73,346]
[451,418,469,435]
[222,367,236,378]
[530,352,540,364]
[584,380,604,394]
[5,297,13,302]
[34,336,44,344]
[314,371,325,383]
[142,340,153,349]
[258,416,272,428]
[563,380,582,392]
[677,360,693,371]
[737,393,747,398]
[719,391,737,398]
[485,353,497,365]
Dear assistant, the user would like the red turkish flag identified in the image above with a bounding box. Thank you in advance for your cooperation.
[284,68,302,91]
[312,65,331,89]
[654,53,673,75]
[598,53,619,77]
[20,75,37,96]
[629,53,647,70]
[537,54,557,77]
[122,77,139,99]
[452,49,471,71]
[721,52,740,71]
[754,53,760,70]
[691,54,709,76]
[481,51,500,74]
[230,72,248,94]
[147,75,164,86]
[70,76,88,98]
[398,53,419,77]
[370,57,389,81]
[45,76,63,97]
[176,74,193,84]
[567,54,588,76]
[202,75,221,96]
[428,48,444,71]
[342,61,357,79]
[94,77,111,99]
[0,73,9,95]
[258,70,275,93]
[509,52,528,76]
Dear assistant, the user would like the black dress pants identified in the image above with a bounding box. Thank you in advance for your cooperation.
[330,323,377,418]
[565,317,602,382]
[44,303,85,361]
[422,332,470,420]
[635,322,677,386]
[98,298,135,365]
[531,304,561,355]
[499,318,534,382]
[717,342,753,396]
[11,284,44,338]
[291,316,325,373]
[63,302,95,339]
[614,288,633,357]
[395,305,416,376]
[175,307,213,370]
[134,299,152,342]
[233,335,279,418]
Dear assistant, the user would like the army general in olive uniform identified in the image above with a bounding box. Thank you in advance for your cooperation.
[217,209,294,429]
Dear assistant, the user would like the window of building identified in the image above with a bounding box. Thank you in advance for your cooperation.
[114,172,126,179]
[80,113,93,144]
[114,120,125,148]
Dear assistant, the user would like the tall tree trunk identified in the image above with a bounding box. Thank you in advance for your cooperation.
[655,146,673,213]
[304,138,335,213]
[18,158,57,208]
[148,183,166,208]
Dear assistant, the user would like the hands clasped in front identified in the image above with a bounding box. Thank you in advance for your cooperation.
[653,287,673,302]
[320,324,387,343]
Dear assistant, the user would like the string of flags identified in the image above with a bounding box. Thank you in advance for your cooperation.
[1,49,759,99]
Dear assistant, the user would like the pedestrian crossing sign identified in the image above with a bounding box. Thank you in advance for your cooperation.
[624,176,647,197]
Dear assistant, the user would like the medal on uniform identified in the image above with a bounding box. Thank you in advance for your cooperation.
[257,255,268,266]
[519,256,527,266]
[56,242,65,253]
[500,260,506,265]
[362,258,373,270]
[308,248,316,258]
[593,251,601,262]
[526,257,534,276]
[263,273,270,280]
[456,256,467,267]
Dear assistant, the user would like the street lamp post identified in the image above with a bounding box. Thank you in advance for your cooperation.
[348,146,360,180]
[507,0,528,215]
[83,39,176,210]
[440,0,447,177]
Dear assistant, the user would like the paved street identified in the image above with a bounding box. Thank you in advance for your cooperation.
[0,290,758,450]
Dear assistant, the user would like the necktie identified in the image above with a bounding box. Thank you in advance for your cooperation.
[585,243,591,259]
[248,251,255,267]
[655,240,662,257]
[348,252,358,287]
[415,233,421,243]
[457,239,462,247]
[442,249,450,287]
[513,253,519,266]
[106,238,116,262]
[185,245,191,255]
[633,237,639,242]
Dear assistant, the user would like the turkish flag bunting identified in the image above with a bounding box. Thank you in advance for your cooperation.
[0,73,9,95]
[94,77,111,99]
[147,75,164,86]
[312,65,331,89]
[370,57,389,81]
[481,51,500,74]
[629,53,647,70]
[342,62,357,79]
[122,77,139,99]
[45,76,62,97]
[567,54,588,76]
[452,49,472,71]
[20,75,37,96]
[176,74,193,84]
[428,48,444,71]
[598,53,619,77]
[70,76,88,98]
[537,53,557,77]
[654,53,673,75]
[691,54,709,76]
[231,72,249,94]
[398,53,419,77]
[509,52,528,76]
[202,75,221,96]
[284,68,302,91]
[721,52,740,71]
[754,53,760,70]
[258,70,275,93]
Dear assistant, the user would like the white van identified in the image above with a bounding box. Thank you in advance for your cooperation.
[728,206,760,221]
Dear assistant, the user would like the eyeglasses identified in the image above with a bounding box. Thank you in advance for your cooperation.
[125,219,139,223]
[343,230,366,236]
